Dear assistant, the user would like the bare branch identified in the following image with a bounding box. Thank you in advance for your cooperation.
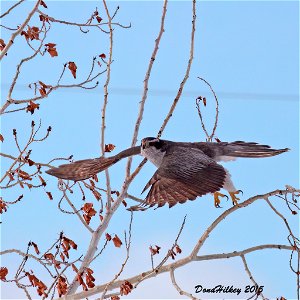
[0,0,40,60]
[126,0,168,176]
[157,0,196,139]
[101,0,114,211]
[241,254,266,300]
[0,0,25,19]
[170,267,198,299]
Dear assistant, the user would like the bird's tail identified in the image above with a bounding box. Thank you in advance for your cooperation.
[45,156,118,181]
[222,141,289,158]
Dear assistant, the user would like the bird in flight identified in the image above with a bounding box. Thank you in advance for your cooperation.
[46,137,288,210]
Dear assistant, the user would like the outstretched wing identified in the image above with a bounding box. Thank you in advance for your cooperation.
[46,146,141,181]
[128,146,226,210]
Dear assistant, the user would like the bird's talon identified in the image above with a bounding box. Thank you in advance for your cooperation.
[213,192,227,208]
[229,190,242,206]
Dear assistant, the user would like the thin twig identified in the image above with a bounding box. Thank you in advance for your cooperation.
[126,0,168,177]
[101,0,113,211]
[157,0,196,138]
[0,0,41,60]
[0,0,25,19]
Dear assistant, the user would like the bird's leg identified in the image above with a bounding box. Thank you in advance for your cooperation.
[229,190,243,205]
[223,168,243,206]
[213,192,228,208]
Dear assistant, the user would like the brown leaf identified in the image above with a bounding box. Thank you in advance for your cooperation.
[175,245,182,254]
[45,43,58,57]
[18,169,31,180]
[96,16,102,23]
[92,189,101,201]
[26,101,40,115]
[46,191,53,200]
[203,97,207,106]
[120,280,133,296]
[0,134,3,143]
[39,87,46,97]
[68,62,77,79]
[0,39,6,51]
[112,234,122,248]
[105,233,111,241]
[0,199,8,214]
[56,276,67,297]
[45,43,56,48]
[215,137,221,143]
[60,253,65,262]
[40,0,48,8]
[104,144,115,153]
[44,253,54,261]
[31,242,40,255]
[149,245,160,255]
[38,175,46,186]
[0,267,8,281]
[99,53,106,59]
[27,159,35,166]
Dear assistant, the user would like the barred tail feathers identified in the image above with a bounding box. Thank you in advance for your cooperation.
[223,141,289,158]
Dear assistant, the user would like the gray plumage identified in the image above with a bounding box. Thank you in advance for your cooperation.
[46,137,289,210]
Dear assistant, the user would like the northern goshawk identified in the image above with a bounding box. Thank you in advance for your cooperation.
[46,138,288,210]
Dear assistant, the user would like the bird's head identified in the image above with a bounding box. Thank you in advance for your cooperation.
[141,137,163,150]
[141,137,166,167]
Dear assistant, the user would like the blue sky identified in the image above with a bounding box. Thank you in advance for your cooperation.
[0,1,299,299]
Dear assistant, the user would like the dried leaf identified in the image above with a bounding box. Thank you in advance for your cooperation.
[27,159,35,166]
[40,0,48,8]
[112,234,122,248]
[26,101,40,115]
[175,245,182,254]
[45,43,58,57]
[0,199,8,214]
[46,191,53,200]
[104,143,115,152]
[31,242,40,255]
[120,280,133,296]
[215,138,221,143]
[56,276,67,297]
[18,170,31,180]
[96,16,102,23]
[0,39,6,51]
[105,233,111,241]
[44,253,54,261]
[99,53,106,59]
[68,62,77,79]
[0,134,4,142]
[38,175,46,186]
[0,267,8,281]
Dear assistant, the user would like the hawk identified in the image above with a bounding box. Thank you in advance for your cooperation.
[46,137,288,210]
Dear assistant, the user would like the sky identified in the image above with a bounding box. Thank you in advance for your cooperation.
[0,0,299,299]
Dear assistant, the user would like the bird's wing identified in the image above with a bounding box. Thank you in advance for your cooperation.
[46,146,141,181]
[128,146,226,210]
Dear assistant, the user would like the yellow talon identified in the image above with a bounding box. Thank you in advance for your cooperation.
[229,190,243,205]
[213,192,228,208]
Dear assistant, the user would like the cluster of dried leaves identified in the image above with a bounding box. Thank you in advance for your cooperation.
[26,271,48,297]
[120,280,133,296]
[72,265,95,292]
